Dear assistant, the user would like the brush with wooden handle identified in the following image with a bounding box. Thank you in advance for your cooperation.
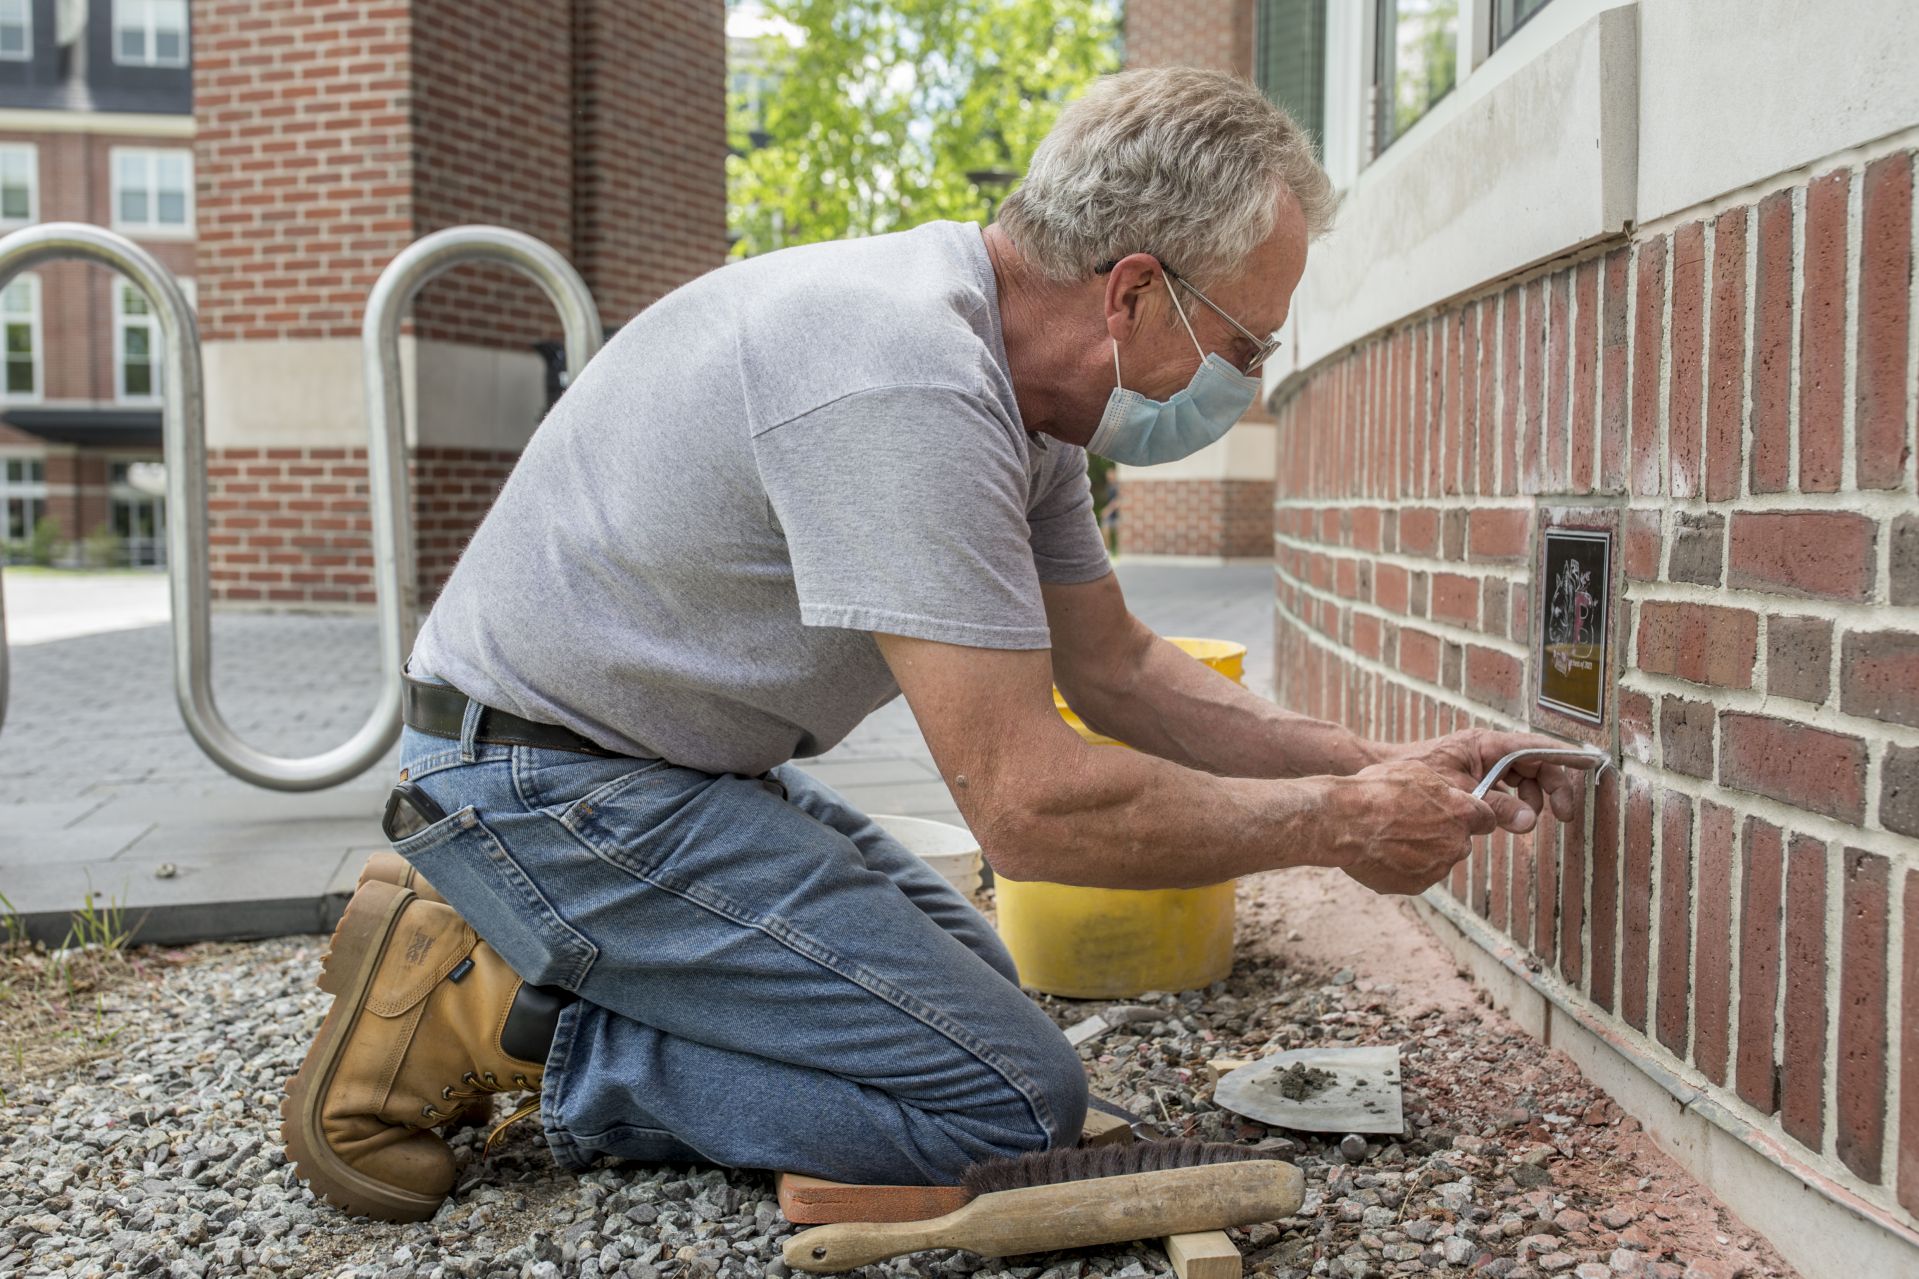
[784,1141,1305,1273]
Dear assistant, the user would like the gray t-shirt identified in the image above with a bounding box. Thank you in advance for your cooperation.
[410,221,1112,776]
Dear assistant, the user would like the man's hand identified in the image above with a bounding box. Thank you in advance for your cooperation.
[1328,760,1498,895]
[1376,728,1603,832]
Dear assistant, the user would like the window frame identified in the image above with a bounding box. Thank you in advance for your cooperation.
[1,271,42,404]
[112,0,189,69]
[1372,0,1461,159]
[114,281,162,405]
[1,453,48,551]
[0,0,32,62]
[109,146,194,237]
[1491,0,1555,50]
[0,142,37,229]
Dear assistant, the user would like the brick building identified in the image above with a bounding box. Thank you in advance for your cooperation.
[0,0,193,567]
[0,0,727,598]
[1262,1,1919,1272]
[195,0,726,605]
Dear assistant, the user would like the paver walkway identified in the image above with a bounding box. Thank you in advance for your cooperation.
[0,561,1272,943]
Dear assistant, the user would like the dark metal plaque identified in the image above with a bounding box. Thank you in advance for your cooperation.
[1537,528,1611,724]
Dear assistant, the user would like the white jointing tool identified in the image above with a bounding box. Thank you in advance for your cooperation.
[1471,745,1614,801]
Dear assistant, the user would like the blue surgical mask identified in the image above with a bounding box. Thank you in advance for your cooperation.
[1086,282,1260,466]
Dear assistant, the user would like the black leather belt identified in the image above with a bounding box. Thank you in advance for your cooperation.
[402,678,629,758]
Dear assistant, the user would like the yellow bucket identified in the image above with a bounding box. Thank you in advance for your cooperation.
[995,637,1244,999]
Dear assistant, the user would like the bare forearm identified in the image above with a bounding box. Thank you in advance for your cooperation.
[992,736,1356,890]
[1066,630,1381,779]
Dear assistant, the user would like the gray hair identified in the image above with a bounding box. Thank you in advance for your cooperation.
[996,67,1335,287]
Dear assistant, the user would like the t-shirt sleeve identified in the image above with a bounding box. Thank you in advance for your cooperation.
[751,386,1054,649]
[1028,444,1114,585]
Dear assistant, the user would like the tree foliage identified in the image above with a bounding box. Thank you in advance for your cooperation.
[728,0,1120,257]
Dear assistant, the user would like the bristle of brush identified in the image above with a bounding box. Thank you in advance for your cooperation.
[959,1139,1282,1198]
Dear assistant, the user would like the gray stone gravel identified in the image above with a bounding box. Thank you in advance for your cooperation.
[0,902,1795,1279]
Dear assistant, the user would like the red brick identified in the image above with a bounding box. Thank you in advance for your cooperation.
[1737,817,1784,1113]
[1780,834,1828,1149]
[1623,508,1661,581]
[1533,820,1559,960]
[1620,781,1654,1031]
[1522,279,1547,495]
[1668,221,1706,498]
[1858,153,1914,488]
[1836,848,1889,1182]
[1839,630,1919,730]
[1399,507,1440,555]
[1894,515,1919,606]
[1501,287,1522,496]
[1467,508,1531,562]
[1512,825,1536,953]
[1705,210,1748,502]
[1430,572,1479,627]
[1590,769,1622,1011]
[1480,300,1500,495]
[1636,602,1757,689]
[1375,563,1409,614]
[1490,827,1510,932]
[1659,695,1715,778]
[1693,801,1734,1085]
[1558,788,1587,989]
[1600,247,1631,493]
[1766,615,1833,705]
[1727,510,1877,601]
[1751,190,1794,493]
[1571,258,1598,495]
[1719,711,1868,824]
[1631,235,1667,497]
[1902,871,1919,1215]
[1400,628,1441,684]
[1546,273,1570,492]
[1619,686,1654,763]
[1667,511,1724,586]
[1655,791,1693,1055]
[1465,645,1523,718]
[1884,745,1919,839]
[1798,169,1850,492]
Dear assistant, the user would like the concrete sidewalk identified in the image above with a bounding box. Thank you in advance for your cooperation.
[0,561,1273,943]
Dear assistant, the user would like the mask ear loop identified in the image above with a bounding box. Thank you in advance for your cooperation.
[1165,278,1205,359]
[1111,338,1123,389]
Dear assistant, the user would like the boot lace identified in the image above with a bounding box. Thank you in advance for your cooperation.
[420,1069,542,1157]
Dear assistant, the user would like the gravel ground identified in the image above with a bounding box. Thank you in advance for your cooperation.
[0,872,1797,1279]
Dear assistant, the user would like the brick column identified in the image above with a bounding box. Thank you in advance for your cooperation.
[1114,0,1272,560]
[192,0,726,606]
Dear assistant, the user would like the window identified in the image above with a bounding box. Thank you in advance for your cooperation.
[0,145,36,225]
[2,273,38,400]
[111,148,192,233]
[1256,0,1328,158]
[1374,0,1457,156]
[116,282,162,402]
[109,460,167,567]
[114,0,187,67]
[2,456,46,554]
[0,0,30,60]
[1492,0,1554,48]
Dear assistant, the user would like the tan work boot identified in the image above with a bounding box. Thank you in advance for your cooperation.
[357,849,448,904]
[281,879,562,1221]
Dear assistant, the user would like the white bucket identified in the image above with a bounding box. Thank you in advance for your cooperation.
[870,814,983,898]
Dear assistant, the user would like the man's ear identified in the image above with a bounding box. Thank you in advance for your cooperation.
[1102,252,1162,344]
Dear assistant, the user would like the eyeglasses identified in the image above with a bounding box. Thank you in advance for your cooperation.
[1095,257,1283,375]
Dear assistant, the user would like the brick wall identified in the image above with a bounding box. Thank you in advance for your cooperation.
[1124,0,1254,74]
[191,0,726,604]
[1118,477,1274,558]
[1271,152,1919,1223]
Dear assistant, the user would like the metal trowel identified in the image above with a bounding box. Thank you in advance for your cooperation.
[1213,1045,1404,1134]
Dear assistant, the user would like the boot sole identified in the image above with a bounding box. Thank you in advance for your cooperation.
[280,881,449,1223]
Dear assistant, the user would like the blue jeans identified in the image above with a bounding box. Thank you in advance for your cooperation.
[387,722,1088,1185]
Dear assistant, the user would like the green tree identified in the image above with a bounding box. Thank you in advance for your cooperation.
[728,0,1120,257]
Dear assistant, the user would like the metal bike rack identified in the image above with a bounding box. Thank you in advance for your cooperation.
[0,223,602,789]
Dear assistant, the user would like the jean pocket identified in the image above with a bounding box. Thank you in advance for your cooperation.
[392,805,600,992]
